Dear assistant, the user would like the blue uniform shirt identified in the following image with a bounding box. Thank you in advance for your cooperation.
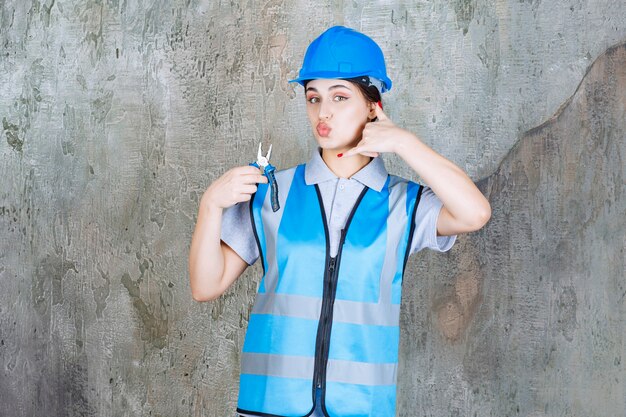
[221,146,456,265]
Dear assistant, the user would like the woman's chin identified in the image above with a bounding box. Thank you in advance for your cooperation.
[316,137,344,148]
[315,138,334,148]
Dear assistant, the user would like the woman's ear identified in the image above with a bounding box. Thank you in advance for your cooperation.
[368,102,377,120]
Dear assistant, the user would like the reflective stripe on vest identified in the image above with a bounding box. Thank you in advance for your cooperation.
[236,163,423,417]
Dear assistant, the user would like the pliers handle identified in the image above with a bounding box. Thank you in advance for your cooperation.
[249,143,280,212]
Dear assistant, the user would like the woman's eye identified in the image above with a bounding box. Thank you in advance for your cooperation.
[306,96,347,103]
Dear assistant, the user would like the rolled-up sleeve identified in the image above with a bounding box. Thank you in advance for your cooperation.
[408,185,457,254]
[220,201,260,266]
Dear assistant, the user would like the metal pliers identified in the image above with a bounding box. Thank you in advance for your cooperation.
[249,142,279,212]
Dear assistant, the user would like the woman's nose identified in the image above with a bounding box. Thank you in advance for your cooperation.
[318,101,332,120]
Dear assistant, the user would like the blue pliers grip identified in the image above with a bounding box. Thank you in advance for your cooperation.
[249,142,280,212]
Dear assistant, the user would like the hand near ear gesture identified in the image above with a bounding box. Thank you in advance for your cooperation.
[340,104,415,159]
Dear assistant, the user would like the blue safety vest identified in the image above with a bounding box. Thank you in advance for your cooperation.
[236,163,423,417]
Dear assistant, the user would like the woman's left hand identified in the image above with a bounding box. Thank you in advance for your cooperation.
[340,105,414,158]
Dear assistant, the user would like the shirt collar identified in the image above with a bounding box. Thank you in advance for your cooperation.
[304,146,388,192]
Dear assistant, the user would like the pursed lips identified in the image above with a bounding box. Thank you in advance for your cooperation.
[316,122,331,137]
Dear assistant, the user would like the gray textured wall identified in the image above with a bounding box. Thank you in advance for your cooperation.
[1,1,625,416]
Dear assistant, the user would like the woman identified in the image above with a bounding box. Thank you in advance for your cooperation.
[189,26,491,417]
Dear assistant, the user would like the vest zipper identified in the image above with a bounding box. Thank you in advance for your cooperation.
[311,184,369,413]
[313,229,346,394]
[315,255,336,389]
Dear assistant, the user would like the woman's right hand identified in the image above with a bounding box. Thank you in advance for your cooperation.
[202,165,269,210]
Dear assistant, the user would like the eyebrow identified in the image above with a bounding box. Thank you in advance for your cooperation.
[305,85,352,93]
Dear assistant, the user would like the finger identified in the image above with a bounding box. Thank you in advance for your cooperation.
[231,185,258,203]
[250,174,268,183]
[240,184,258,194]
[239,165,264,175]
[233,191,254,203]
[253,173,268,182]
[361,151,379,158]
[339,147,357,158]
[362,122,376,135]
[340,146,365,158]
[241,173,268,184]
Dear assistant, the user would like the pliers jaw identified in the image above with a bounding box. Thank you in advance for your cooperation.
[255,142,272,169]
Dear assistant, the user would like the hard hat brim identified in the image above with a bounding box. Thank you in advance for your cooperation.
[288,72,392,93]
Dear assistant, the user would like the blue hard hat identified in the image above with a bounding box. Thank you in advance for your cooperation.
[289,26,393,93]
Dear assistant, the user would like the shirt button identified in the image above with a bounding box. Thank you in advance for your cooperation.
[339,184,345,190]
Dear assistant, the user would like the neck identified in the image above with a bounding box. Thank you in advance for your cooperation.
[320,147,372,179]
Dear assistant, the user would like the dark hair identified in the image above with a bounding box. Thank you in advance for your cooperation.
[343,77,382,104]
[303,78,382,104]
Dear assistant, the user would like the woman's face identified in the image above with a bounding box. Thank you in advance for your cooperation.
[305,78,376,150]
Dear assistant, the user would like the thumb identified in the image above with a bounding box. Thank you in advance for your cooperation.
[374,102,388,121]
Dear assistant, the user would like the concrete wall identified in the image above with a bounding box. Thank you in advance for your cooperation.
[1,1,624,416]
